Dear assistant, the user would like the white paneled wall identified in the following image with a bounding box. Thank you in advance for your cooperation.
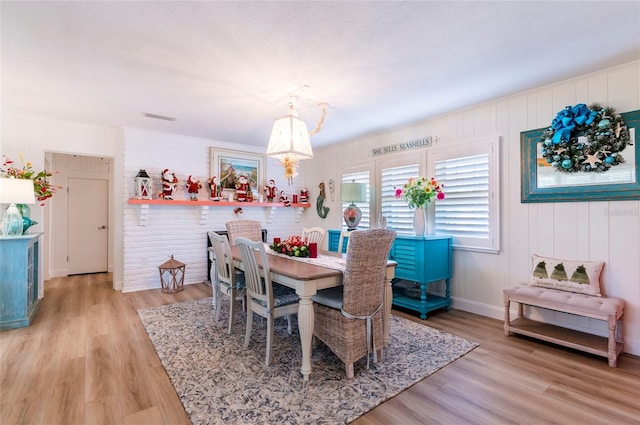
[309,61,640,355]
[122,128,309,292]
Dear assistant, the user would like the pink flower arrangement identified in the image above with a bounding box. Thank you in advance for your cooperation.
[395,177,445,209]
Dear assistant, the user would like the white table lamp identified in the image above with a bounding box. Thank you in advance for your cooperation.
[0,178,36,237]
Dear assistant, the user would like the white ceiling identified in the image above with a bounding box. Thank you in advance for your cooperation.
[2,1,639,150]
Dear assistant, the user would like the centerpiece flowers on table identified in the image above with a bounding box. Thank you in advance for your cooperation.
[269,235,310,257]
[395,177,445,208]
[1,154,60,205]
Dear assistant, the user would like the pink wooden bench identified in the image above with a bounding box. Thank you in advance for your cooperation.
[503,284,624,367]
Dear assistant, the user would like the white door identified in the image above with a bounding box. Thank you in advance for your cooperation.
[68,178,108,275]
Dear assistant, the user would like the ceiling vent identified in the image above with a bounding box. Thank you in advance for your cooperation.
[143,112,176,121]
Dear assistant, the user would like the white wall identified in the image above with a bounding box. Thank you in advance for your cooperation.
[1,115,122,285]
[307,61,640,356]
[121,128,310,292]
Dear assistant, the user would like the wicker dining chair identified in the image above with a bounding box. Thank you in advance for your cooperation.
[236,237,300,366]
[312,229,396,379]
[208,231,245,334]
[302,227,325,245]
[225,219,262,246]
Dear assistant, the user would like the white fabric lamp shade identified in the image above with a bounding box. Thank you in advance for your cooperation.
[266,114,314,161]
[0,178,36,237]
[0,178,36,204]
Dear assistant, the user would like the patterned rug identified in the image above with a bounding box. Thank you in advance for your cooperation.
[138,298,478,425]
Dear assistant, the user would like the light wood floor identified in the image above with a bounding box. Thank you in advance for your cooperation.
[1,273,638,425]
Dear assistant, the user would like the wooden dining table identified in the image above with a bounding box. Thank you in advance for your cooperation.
[229,246,396,382]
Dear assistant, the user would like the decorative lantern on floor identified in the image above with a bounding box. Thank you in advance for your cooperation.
[158,255,185,293]
[135,169,152,199]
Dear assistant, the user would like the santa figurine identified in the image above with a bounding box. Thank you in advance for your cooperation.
[186,175,202,201]
[159,169,178,200]
[279,190,291,207]
[235,174,249,202]
[300,187,309,203]
[264,179,278,202]
[207,176,223,201]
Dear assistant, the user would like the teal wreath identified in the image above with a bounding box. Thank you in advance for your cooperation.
[541,103,631,173]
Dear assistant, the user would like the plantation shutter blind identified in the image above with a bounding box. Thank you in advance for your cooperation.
[341,171,371,230]
[434,154,490,239]
[380,164,419,235]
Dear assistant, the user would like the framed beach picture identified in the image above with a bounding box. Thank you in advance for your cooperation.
[209,148,265,195]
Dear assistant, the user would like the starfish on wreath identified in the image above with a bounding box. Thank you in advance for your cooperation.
[582,153,602,168]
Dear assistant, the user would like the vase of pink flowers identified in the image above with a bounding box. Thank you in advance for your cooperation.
[395,177,445,236]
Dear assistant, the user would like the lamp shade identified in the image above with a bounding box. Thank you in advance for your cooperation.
[0,178,36,204]
[340,182,366,203]
[266,114,314,161]
[1,178,36,237]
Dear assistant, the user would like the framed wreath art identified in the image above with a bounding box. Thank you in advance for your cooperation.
[521,106,640,203]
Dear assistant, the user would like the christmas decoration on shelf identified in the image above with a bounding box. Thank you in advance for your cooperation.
[264,179,278,202]
[540,103,631,173]
[299,187,309,203]
[134,169,152,200]
[279,190,291,207]
[235,174,249,202]
[159,169,178,200]
[186,175,202,201]
[207,176,223,201]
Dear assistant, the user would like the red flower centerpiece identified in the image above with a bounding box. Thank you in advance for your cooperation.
[269,235,310,257]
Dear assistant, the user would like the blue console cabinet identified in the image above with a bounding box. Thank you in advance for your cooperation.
[0,234,42,330]
[328,230,453,319]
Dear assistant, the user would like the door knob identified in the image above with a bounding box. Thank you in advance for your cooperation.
[98,225,107,230]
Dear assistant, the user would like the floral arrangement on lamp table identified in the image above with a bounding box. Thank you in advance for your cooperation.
[269,235,310,257]
[1,154,60,205]
[540,103,631,173]
[395,177,445,208]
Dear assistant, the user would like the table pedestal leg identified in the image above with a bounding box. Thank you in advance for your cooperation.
[298,295,314,382]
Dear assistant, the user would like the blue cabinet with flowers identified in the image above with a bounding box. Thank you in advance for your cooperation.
[328,231,453,319]
[0,234,42,330]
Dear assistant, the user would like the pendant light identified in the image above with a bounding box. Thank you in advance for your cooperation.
[266,100,326,185]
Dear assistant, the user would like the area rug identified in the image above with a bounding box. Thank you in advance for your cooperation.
[138,298,478,425]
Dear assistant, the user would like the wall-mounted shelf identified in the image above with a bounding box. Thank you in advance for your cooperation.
[127,198,311,225]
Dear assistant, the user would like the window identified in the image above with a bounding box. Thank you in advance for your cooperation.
[430,136,500,253]
[380,163,419,235]
[341,171,370,230]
